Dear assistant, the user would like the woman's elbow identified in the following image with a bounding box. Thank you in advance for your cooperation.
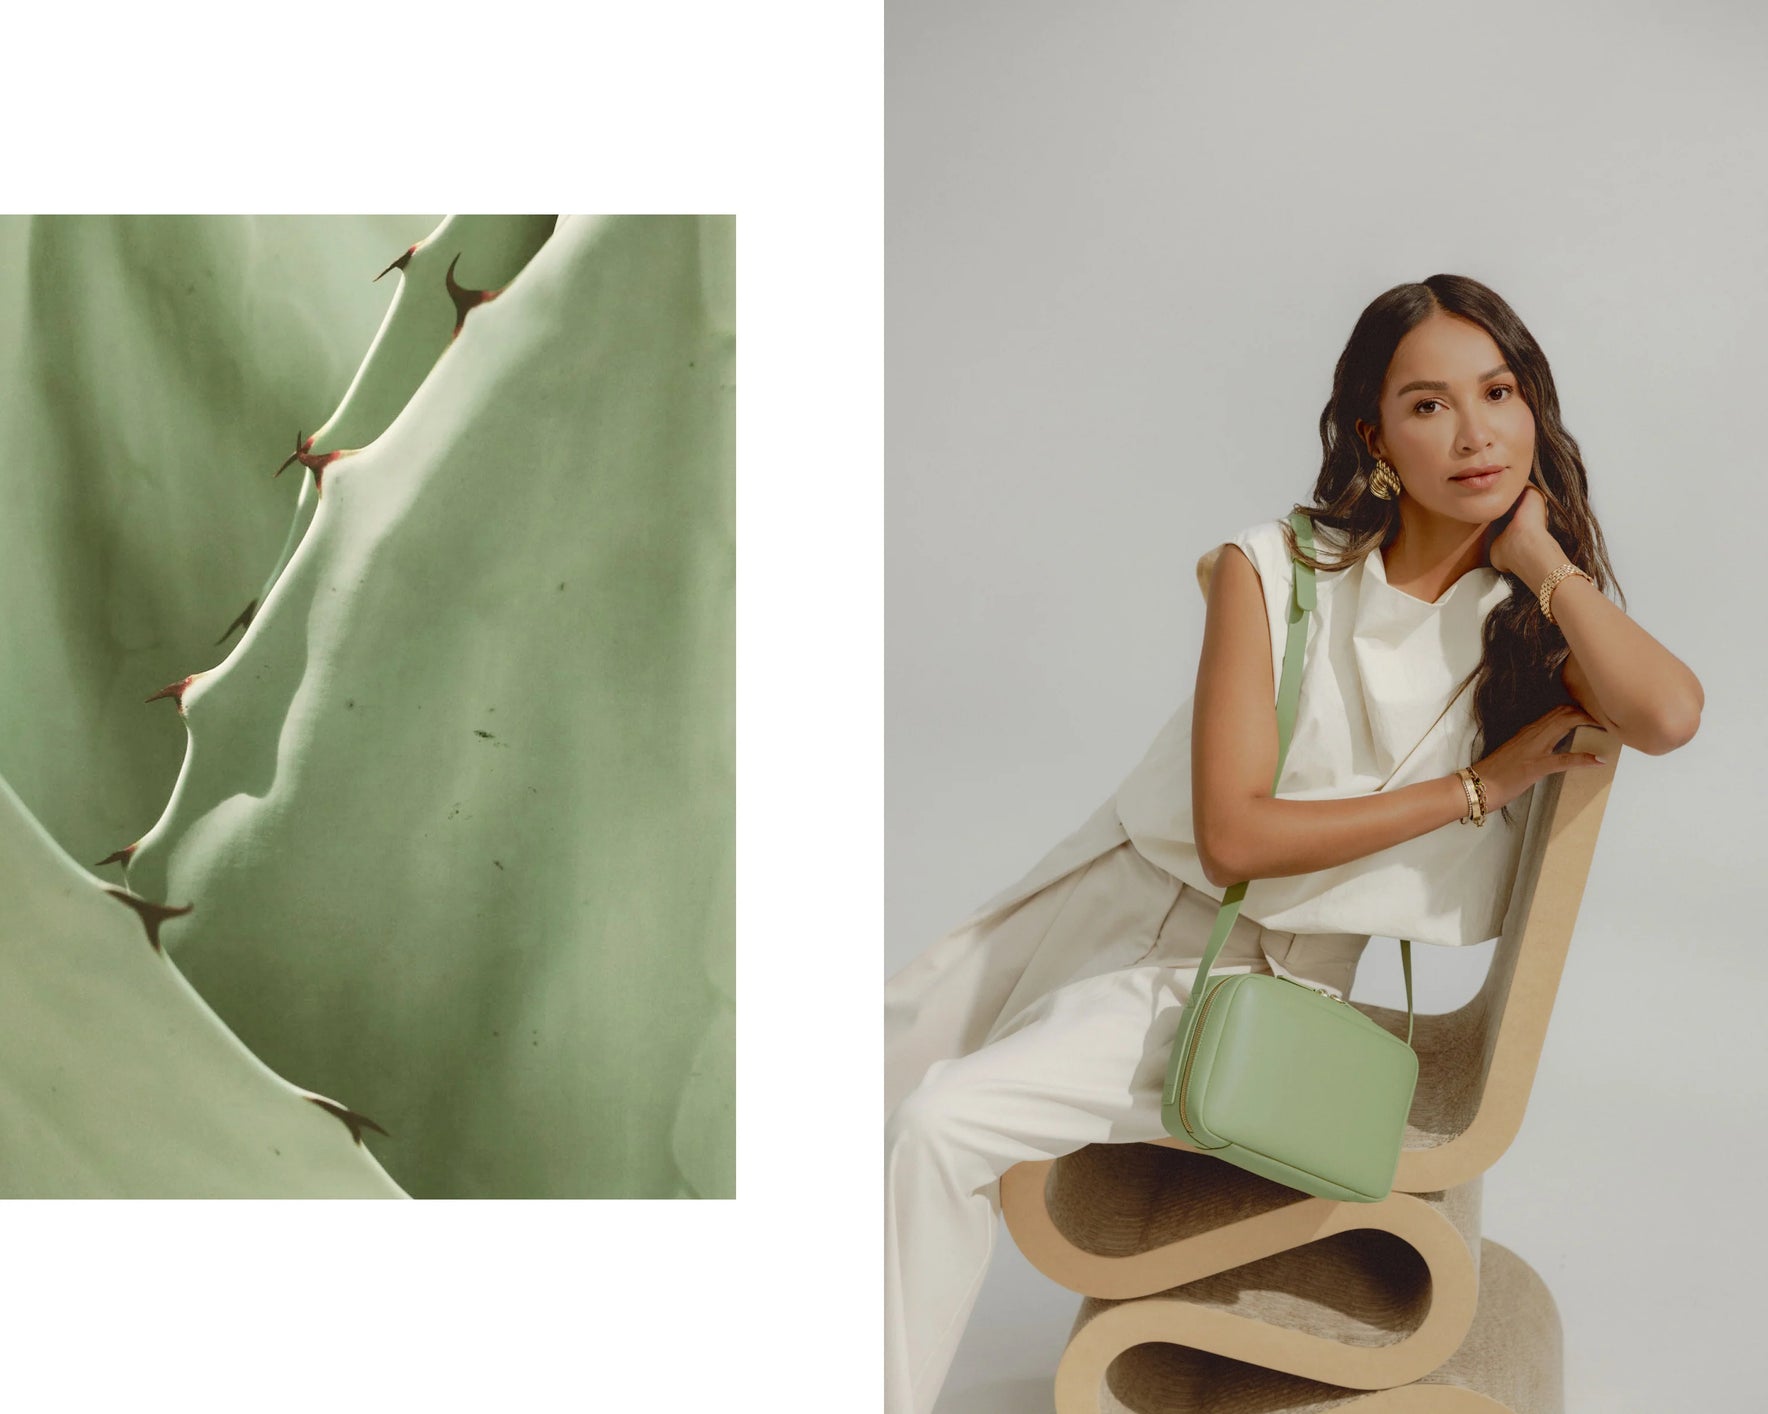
[1195,840,1224,890]
[1620,679,1702,755]
[1664,700,1701,752]
[1633,703,1701,756]
[1194,820,1247,890]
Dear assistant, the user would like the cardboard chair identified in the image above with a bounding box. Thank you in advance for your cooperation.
[998,546,1617,1413]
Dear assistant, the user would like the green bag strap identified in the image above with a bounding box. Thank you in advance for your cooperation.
[1188,511,1415,1046]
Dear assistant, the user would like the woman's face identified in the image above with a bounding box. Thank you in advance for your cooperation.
[1356,311,1537,526]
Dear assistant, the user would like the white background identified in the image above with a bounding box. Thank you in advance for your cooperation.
[889,1,1766,1410]
[4,2,882,1412]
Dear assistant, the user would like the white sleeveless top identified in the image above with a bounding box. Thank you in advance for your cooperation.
[1113,515,1535,947]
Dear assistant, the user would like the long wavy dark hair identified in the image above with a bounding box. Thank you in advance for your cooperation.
[1281,274,1623,821]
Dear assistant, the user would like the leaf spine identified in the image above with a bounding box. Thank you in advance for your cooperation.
[302,1092,390,1145]
[216,597,258,646]
[444,252,501,340]
[102,888,193,952]
[374,244,418,282]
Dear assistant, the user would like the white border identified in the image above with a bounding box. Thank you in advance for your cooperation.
[1,3,882,1408]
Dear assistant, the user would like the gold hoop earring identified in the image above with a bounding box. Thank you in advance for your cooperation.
[1369,458,1402,500]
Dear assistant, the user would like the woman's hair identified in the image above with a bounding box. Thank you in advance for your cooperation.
[1282,273,1623,821]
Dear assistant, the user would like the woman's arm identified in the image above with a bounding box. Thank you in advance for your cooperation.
[1496,518,1703,757]
[1191,544,1477,888]
[1194,529,1609,890]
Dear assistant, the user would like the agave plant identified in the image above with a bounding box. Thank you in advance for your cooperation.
[0,213,735,1199]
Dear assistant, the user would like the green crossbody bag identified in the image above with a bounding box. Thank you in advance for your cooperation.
[1159,510,1419,1203]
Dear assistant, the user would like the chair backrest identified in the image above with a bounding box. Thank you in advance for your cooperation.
[1386,718,1613,1188]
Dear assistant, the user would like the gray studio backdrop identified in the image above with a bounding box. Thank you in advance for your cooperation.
[886,2,1766,1410]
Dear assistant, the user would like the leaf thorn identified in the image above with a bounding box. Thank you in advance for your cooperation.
[145,674,201,713]
[302,1092,390,1145]
[374,244,417,282]
[215,597,259,646]
[444,252,501,340]
[102,888,193,953]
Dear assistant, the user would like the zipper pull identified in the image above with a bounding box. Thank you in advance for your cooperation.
[1276,974,1347,1004]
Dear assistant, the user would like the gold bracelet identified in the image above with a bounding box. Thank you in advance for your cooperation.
[1455,767,1487,827]
[1455,768,1478,825]
[1538,562,1593,626]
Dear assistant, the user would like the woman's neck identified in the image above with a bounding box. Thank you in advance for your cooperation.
[1382,503,1492,603]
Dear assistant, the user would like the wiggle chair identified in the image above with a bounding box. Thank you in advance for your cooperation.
[998,548,1618,1413]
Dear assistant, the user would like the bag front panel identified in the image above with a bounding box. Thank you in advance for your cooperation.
[1186,975,1419,1199]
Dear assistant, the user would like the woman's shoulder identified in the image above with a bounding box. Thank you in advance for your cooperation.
[1195,515,1292,605]
[1210,512,1312,576]
[1197,511,1363,603]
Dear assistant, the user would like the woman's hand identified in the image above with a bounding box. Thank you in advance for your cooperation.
[1482,481,1702,756]
[1482,482,1555,579]
[1469,703,1605,811]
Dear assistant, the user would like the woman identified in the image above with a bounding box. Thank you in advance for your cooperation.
[883,274,1703,1414]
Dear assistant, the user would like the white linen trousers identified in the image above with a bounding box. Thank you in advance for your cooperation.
[883,837,1369,1414]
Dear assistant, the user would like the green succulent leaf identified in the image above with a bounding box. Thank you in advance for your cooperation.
[126,215,735,1198]
[2,214,733,1199]
[0,214,437,870]
[0,773,405,1198]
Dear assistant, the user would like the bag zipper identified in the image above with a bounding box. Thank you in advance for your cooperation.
[1171,977,1226,1132]
[1277,975,1348,1004]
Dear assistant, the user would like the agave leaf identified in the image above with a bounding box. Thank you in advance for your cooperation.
[125,215,735,1198]
[312,214,558,454]
[252,216,559,626]
[0,214,436,869]
[0,773,405,1198]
